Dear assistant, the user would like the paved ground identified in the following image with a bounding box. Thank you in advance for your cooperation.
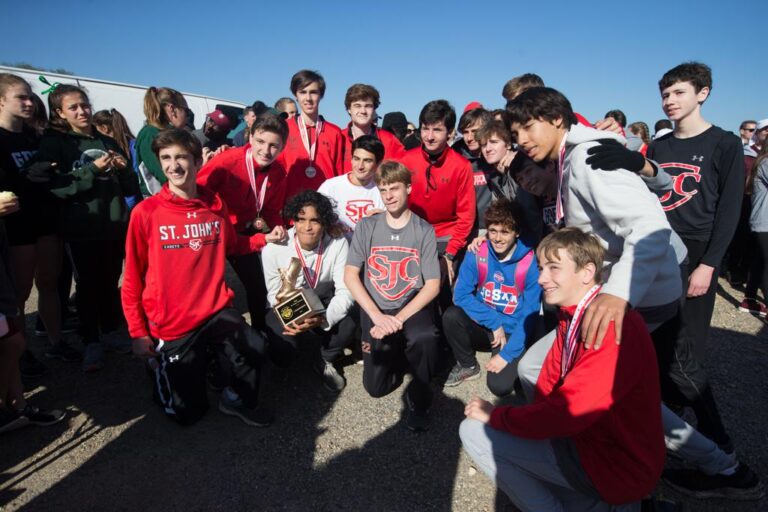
[1,277,766,511]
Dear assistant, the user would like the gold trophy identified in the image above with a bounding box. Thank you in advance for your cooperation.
[273,257,326,328]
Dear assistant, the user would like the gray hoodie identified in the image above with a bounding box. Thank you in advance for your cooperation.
[750,158,768,232]
[562,124,682,308]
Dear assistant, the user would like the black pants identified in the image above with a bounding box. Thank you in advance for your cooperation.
[360,305,440,411]
[442,306,520,397]
[68,239,124,344]
[151,308,266,426]
[745,232,768,300]
[680,238,720,364]
[725,198,753,284]
[229,252,268,332]
[646,265,732,450]
[264,305,358,367]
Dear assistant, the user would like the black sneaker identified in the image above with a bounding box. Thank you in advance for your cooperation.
[444,363,481,388]
[34,314,80,337]
[404,391,430,432]
[19,404,66,426]
[218,394,273,427]
[20,350,49,378]
[44,341,82,362]
[663,463,765,501]
[313,359,346,392]
[0,408,30,434]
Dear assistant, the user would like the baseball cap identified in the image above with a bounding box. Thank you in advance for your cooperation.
[757,118,768,131]
[206,109,232,130]
[463,101,483,113]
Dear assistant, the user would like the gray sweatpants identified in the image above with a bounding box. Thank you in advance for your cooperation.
[459,418,639,512]
[518,330,735,475]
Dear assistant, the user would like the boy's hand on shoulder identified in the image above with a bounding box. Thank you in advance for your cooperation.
[132,336,157,358]
[581,293,628,349]
[467,235,485,254]
[464,397,494,423]
[585,139,645,173]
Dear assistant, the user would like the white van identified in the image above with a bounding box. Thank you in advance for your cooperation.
[0,65,246,135]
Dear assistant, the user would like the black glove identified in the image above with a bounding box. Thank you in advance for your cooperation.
[585,139,645,173]
[23,161,57,183]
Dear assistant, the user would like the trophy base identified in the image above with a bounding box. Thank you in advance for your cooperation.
[273,289,326,328]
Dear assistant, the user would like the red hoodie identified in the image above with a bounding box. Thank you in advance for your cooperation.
[399,146,476,257]
[122,185,266,341]
[488,308,665,505]
[196,145,286,232]
[341,123,405,172]
[277,115,345,202]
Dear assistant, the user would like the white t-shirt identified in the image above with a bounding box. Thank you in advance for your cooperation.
[318,174,385,241]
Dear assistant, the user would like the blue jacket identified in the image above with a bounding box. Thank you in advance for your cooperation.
[453,239,541,362]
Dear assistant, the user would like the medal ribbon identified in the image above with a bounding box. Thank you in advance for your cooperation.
[561,284,602,379]
[245,147,269,216]
[298,115,323,165]
[555,134,568,224]
[294,235,324,289]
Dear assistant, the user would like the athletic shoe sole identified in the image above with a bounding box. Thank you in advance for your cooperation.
[218,402,272,427]
[663,479,765,501]
[737,306,767,318]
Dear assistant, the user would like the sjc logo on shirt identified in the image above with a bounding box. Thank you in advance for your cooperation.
[345,199,375,224]
[658,162,701,211]
[367,246,420,301]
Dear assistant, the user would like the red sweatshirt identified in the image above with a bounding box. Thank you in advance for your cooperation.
[488,308,664,505]
[196,145,286,232]
[399,146,476,257]
[121,185,266,341]
[341,123,405,172]
[277,115,345,202]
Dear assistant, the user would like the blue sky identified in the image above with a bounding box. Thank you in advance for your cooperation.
[2,0,765,133]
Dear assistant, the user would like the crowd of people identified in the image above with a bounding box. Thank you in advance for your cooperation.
[0,61,766,510]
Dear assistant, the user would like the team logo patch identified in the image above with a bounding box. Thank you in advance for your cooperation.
[345,199,374,224]
[367,246,420,301]
[493,271,504,283]
[480,283,520,314]
[658,162,701,211]
[473,173,487,186]
[189,239,202,251]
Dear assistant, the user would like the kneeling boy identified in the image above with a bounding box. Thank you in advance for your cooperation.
[460,228,664,511]
[122,129,281,427]
[345,161,441,432]
[443,199,540,396]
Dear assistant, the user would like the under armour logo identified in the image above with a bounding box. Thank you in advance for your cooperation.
[169,354,180,362]
[691,155,704,162]
[390,235,399,241]
[186,211,197,218]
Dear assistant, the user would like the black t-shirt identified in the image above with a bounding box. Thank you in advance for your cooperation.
[647,125,744,267]
[0,126,39,192]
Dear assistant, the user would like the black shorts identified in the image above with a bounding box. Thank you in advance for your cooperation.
[5,189,57,246]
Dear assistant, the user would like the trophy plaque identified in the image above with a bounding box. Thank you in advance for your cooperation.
[273,257,326,328]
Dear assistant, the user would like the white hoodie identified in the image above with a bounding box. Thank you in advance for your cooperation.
[562,124,682,308]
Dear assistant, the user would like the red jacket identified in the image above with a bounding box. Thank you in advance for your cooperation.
[277,115,345,203]
[121,185,266,341]
[489,308,664,505]
[341,123,405,172]
[196,145,286,231]
[399,146,476,256]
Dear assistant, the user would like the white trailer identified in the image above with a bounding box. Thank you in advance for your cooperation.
[0,65,246,135]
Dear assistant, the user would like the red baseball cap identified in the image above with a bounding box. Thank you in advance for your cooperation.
[463,101,484,113]
[206,109,231,130]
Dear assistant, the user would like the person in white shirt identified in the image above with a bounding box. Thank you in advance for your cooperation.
[318,135,385,241]
[261,190,356,391]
